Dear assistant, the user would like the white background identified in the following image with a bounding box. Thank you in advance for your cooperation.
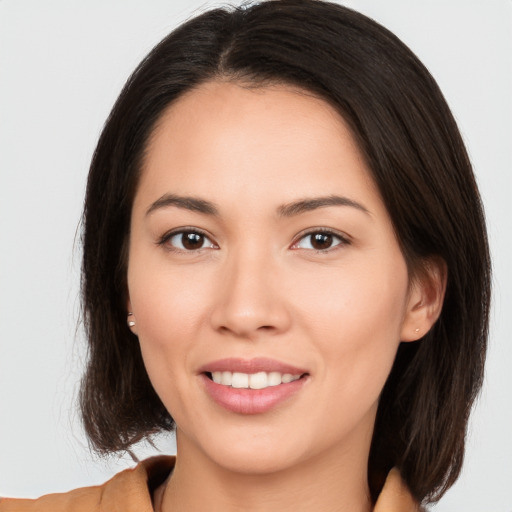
[0,1,511,510]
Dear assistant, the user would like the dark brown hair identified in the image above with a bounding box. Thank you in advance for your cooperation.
[80,0,490,504]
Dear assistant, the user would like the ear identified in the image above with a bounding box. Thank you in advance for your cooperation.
[126,298,138,335]
[400,257,447,342]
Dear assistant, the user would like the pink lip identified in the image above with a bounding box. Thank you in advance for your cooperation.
[198,358,309,415]
[198,357,308,375]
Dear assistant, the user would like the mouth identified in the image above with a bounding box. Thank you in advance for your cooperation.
[204,370,307,389]
[199,358,310,414]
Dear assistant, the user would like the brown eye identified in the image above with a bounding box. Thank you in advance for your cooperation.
[166,230,216,251]
[182,232,204,250]
[294,230,347,252]
[311,233,334,250]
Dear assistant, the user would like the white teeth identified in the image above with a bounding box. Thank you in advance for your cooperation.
[210,371,302,389]
[231,372,249,388]
[267,372,282,386]
[249,372,268,389]
[221,371,232,386]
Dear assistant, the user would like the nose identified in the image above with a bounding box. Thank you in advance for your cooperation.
[209,249,292,340]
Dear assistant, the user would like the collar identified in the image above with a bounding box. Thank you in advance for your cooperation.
[0,456,420,511]
[140,456,420,512]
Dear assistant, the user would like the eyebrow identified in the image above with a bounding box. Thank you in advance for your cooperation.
[146,194,219,216]
[276,195,370,217]
[146,193,370,217]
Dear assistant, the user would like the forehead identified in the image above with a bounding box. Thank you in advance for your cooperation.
[146,80,357,160]
[136,80,383,217]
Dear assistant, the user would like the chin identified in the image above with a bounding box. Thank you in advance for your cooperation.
[183,423,310,476]
[209,444,305,476]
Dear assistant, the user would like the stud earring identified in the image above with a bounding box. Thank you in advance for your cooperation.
[127,312,136,328]
[414,328,420,334]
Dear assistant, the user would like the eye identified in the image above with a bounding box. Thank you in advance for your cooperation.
[160,229,217,252]
[293,230,349,252]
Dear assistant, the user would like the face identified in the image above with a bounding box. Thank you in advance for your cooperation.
[127,81,421,475]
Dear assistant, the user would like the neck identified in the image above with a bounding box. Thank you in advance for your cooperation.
[159,437,372,512]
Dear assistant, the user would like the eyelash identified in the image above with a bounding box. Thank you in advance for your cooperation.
[157,227,351,254]
[157,227,217,253]
[292,228,351,253]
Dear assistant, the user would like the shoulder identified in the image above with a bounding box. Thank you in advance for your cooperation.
[1,459,421,511]
[0,456,175,512]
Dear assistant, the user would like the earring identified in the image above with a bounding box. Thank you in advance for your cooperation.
[127,312,136,328]
[414,328,420,334]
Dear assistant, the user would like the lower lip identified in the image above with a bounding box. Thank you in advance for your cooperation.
[201,374,308,414]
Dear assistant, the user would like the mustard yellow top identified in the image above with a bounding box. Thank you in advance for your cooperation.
[0,456,420,511]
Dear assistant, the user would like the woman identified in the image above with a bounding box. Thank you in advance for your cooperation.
[0,1,490,510]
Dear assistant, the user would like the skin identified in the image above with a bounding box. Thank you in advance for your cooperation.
[126,81,445,512]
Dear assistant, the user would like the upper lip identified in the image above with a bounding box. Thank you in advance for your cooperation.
[198,357,309,375]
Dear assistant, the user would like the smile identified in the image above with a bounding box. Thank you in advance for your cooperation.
[210,371,302,389]
[199,358,310,414]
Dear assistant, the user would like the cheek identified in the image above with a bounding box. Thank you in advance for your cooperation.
[136,280,204,343]
[294,255,409,339]
[126,253,212,391]
[290,259,409,438]
[292,254,409,389]
[128,238,212,333]
[128,274,208,426]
